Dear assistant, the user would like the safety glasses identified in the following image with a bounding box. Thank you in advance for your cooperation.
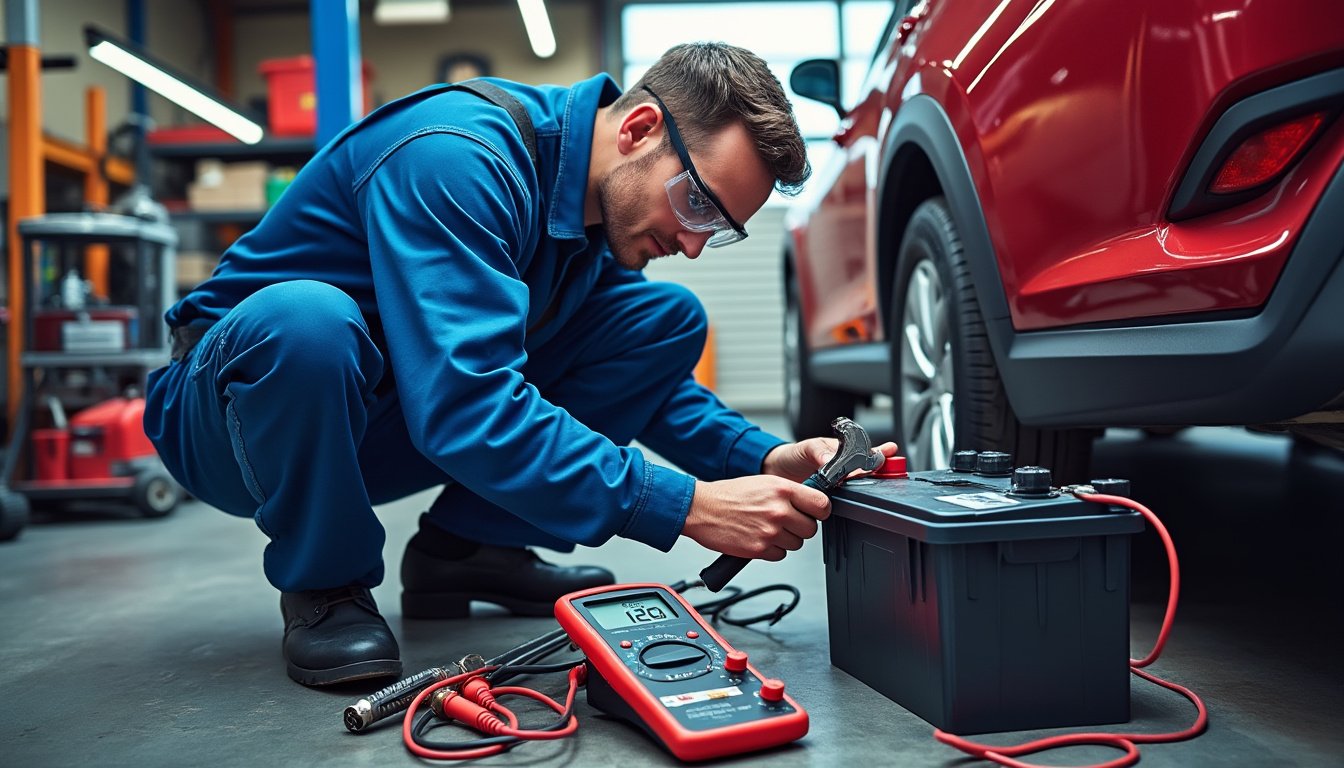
[643,86,748,247]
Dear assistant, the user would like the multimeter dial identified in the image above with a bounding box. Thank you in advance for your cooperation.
[617,634,723,681]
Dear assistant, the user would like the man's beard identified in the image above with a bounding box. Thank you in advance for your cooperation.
[597,149,667,271]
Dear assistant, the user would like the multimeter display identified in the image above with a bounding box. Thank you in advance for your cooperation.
[586,594,678,630]
[555,583,808,762]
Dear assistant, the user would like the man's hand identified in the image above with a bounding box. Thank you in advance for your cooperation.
[682,477,829,561]
[760,438,900,482]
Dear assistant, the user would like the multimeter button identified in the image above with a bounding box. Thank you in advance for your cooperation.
[640,642,709,669]
[725,651,748,673]
[685,630,699,638]
[760,679,786,703]
[619,640,632,649]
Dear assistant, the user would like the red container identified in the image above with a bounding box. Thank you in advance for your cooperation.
[68,398,156,480]
[32,429,71,482]
[32,308,139,352]
[258,55,374,137]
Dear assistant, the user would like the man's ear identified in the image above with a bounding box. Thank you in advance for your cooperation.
[616,102,663,156]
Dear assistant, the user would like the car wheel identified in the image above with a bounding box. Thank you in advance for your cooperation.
[133,467,182,518]
[784,266,857,439]
[891,197,1093,481]
[0,488,31,542]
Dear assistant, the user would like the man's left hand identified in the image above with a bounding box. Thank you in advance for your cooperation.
[761,438,899,484]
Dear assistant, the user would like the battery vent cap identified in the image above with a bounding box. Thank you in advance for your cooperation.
[1010,466,1052,496]
[975,451,1013,476]
[951,450,979,473]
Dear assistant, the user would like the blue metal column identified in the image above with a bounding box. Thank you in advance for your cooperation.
[127,0,151,184]
[310,0,362,146]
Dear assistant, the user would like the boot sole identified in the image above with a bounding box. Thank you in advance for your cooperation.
[287,657,402,687]
[402,591,554,619]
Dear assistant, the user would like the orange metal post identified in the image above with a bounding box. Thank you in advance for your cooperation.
[7,43,46,430]
[693,324,717,391]
[85,87,111,298]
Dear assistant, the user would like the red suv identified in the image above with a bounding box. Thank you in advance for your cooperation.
[784,0,1344,480]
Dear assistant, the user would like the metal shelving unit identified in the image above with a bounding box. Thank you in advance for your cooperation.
[0,213,184,540]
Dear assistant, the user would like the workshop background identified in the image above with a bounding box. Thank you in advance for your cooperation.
[2,1,1342,767]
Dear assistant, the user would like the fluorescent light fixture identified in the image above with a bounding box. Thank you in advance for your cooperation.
[374,0,451,25]
[517,0,556,58]
[85,25,264,144]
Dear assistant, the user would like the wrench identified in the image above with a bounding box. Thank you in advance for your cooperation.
[698,417,884,592]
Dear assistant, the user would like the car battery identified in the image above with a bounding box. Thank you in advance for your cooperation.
[823,451,1144,734]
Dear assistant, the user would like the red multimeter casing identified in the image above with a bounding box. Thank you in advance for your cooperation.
[555,583,808,762]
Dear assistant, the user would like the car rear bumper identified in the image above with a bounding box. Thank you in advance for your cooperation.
[1000,162,1344,427]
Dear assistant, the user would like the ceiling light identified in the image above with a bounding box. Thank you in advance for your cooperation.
[85,25,263,144]
[374,0,451,25]
[517,0,556,58]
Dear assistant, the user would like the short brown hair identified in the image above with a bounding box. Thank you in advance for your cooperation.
[612,42,810,196]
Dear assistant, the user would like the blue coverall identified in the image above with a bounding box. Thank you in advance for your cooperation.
[144,74,786,593]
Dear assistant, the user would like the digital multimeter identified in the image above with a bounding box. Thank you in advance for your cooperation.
[555,583,808,761]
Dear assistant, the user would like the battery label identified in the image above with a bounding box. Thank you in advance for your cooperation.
[659,686,743,708]
[936,492,1022,510]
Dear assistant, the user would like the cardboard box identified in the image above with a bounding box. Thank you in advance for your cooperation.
[176,251,220,288]
[188,160,269,211]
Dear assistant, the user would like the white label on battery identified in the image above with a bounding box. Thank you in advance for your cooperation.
[659,686,743,708]
[936,492,1022,510]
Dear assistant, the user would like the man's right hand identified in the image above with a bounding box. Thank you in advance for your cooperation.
[681,476,831,561]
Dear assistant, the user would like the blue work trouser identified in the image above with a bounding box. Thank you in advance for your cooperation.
[143,278,707,592]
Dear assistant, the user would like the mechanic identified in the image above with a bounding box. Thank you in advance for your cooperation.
[144,42,896,688]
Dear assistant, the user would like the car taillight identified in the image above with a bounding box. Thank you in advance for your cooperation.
[1209,111,1328,194]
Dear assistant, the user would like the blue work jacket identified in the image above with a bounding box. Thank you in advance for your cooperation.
[164,74,784,551]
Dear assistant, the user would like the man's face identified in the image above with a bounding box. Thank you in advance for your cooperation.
[599,119,773,271]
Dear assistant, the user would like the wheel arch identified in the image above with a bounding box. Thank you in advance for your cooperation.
[875,96,1013,365]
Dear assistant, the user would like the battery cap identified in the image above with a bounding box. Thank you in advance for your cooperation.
[1089,478,1131,498]
[951,450,979,473]
[725,651,748,673]
[760,679,786,703]
[1010,466,1052,496]
[975,451,1013,476]
[874,456,908,478]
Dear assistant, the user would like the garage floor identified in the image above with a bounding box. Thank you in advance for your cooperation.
[3,415,1341,767]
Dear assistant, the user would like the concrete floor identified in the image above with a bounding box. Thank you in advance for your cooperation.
[2,413,1342,767]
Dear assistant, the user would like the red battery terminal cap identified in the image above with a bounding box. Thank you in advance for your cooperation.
[873,455,908,478]
[760,679,786,703]
[725,651,749,673]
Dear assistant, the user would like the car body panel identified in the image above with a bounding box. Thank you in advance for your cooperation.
[788,0,1344,429]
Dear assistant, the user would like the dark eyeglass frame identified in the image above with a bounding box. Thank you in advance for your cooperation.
[642,86,749,242]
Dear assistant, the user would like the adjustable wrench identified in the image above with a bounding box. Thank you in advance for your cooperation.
[698,417,885,592]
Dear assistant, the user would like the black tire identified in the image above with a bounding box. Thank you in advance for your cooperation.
[890,197,1094,481]
[0,488,31,542]
[784,265,858,439]
[133,467,182,518]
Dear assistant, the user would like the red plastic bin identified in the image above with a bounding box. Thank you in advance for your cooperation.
[258,55,374,137]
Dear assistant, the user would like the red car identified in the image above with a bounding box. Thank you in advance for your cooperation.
[784,0,1344,480]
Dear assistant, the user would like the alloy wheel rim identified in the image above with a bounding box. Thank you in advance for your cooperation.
[899,260,954,470]
[784,288,802,429]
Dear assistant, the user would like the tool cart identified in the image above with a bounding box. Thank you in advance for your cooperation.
[0,213,184,541]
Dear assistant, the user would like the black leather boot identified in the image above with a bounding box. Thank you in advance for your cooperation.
[401,536,615,619]
[280,586,401,686]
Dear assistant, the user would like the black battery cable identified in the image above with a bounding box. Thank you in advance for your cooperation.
[394,581,800,760]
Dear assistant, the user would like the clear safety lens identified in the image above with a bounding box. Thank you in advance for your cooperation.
[664,171,745,247]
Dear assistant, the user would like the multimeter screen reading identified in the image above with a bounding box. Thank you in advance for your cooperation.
[587,593,678,629]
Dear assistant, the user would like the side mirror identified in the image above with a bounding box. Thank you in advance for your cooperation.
[790,59,843,118]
